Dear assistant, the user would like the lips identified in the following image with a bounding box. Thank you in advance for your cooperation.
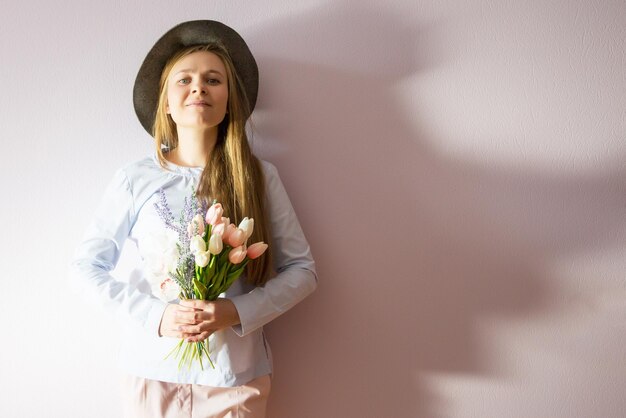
[186,101,210,106]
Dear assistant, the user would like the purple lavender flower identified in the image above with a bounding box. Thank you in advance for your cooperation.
[154,189,178,232]
[153,187,208,298]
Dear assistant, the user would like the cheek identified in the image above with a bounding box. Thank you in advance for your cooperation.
[165,84,179,111]
[165,93,172,113]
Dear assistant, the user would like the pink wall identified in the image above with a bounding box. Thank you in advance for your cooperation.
[0,1,624,417]
[252,2,626,417]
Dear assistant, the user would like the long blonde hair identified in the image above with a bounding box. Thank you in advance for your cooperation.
[153,44,272,286]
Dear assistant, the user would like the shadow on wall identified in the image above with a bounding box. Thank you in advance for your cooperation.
[245,2,626,417]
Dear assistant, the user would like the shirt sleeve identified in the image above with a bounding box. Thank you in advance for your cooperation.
[68,168,168,335]
[229,162,318,337]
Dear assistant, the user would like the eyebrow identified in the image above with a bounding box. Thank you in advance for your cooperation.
[173,69,224,77]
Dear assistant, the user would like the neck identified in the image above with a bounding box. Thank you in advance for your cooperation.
[169,126,218,167]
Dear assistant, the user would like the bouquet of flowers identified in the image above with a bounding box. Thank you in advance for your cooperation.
[146,189,268,370]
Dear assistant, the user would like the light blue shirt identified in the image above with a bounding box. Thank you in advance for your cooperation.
[69,152,317,387]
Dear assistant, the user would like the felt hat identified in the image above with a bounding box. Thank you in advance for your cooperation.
[133,20,258,136]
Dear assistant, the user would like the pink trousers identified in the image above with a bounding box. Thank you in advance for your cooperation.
[121,374,271,418]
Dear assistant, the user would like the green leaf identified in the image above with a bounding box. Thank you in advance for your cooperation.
[207,256,217,276]
[228,262,246,279]
[193,278,208,299]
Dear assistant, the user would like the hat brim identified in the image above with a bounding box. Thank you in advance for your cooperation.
[133,20,258,136]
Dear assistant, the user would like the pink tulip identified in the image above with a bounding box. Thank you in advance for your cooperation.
[211,216,229,236]
[226,228,246,248]
[212,222,226,236]
[205,203,224,226]
[222,223,236,242]
[228,245,247,264]
[187,214,205,238]
[246,242,268,260]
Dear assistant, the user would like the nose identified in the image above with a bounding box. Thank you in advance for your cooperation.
[191,81,206,95]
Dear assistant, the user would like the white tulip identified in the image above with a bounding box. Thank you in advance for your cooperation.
[190,235,206,254]
[238,217,254,240]
[195,250,210,267]
[208,233,223,255]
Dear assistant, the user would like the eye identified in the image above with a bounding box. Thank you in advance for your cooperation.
[207,78,221,86]
[177,78,190,85]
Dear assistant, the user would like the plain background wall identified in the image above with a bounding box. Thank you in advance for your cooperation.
[1,0,624,417]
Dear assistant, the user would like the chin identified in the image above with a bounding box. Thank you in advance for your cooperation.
[178,117,217,127]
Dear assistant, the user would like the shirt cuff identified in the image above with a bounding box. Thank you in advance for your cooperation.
[145,298,169,337]
[229,268,317,337]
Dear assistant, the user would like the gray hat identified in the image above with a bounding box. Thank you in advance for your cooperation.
[133,20,259,136]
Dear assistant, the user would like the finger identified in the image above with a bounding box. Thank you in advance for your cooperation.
[185,330,208,342]
[178,324,202,335]
[195,331,210,342]
[187,330,213,343]
[179,299,208,309]
[170,329,187,339]
[175,315,197,325]
[176,305,199,312]
[179,318,216,335]
[176,310,206,324]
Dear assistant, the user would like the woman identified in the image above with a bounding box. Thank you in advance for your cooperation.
[70,20,317,417]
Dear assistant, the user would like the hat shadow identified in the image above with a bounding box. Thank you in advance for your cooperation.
[245,2,626,417]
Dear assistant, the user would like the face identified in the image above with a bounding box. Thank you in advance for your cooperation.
[166,50,229,132]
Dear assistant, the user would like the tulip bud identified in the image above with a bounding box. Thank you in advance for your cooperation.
[222,223,236,242]
[227,228,246,248]
[212,222,226,236]
[246,242,268,260]
[187,214,205,238]
[205,203,224,226]
[228,245,247,264]
[208,233,223,255]
[189,235,206,254]
[195,251,210,267]
[238,217,254,240]
[194,214,205,231]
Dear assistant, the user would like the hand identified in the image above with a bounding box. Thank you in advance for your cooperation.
[167,299,241,343]
[158,303,204,339]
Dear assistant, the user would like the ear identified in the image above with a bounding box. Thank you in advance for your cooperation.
[166,102,170,114]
